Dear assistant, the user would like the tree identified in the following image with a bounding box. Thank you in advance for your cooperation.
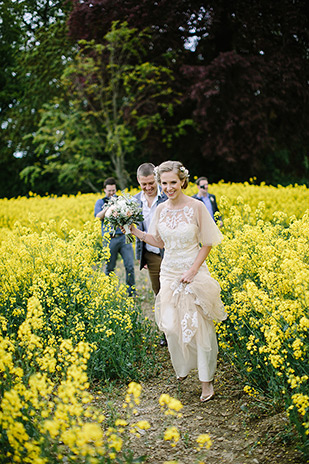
[68,0,309,184]
[182,0,309,182]
[0,0,30,197]
[0,0,73,197]
[68,0,205,62]
[27,22,189,191]
[21,100,107,193]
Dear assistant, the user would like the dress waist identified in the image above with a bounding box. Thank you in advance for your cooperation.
[162,248,200,272]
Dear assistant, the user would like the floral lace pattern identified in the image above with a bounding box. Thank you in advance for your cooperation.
[160,205,194,230]
[181,311,198,344]
[170,280,194,296]
[170,281,199,344]
[158,205,200,271]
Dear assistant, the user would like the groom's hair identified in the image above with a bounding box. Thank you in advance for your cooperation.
[137,163,155,178]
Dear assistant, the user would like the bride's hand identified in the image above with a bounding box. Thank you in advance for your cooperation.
[120,224,135,234]
[180,268,197,283]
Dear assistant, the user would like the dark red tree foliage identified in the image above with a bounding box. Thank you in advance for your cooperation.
[68,0,309,183]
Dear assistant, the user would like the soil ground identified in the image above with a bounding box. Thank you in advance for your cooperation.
[97,260,306,464]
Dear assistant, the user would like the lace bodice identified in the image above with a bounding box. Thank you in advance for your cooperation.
[158,206,200,270]
[149,200,223,272]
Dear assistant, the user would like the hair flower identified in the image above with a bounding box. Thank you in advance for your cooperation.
[179,166,189,178]
[153,166,160,182]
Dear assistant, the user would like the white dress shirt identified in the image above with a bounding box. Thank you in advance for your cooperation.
[141,188,161,254]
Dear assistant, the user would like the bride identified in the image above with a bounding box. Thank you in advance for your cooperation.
[127,161,227,402]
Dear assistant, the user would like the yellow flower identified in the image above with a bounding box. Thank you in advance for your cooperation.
[291,394,309,416]
[196,433,212,450]
[107,433,123,452]
[43,420,60,439]
[243,385,259,398]
[159,394,183,416]
[115,419,128,427]
[134,420,151,430]
[164,426,180,448]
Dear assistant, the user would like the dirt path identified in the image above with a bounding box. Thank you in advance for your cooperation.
[109,262,304,463]
[102,351,303,464]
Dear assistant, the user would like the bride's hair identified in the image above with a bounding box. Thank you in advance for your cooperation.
[154,161,189,189]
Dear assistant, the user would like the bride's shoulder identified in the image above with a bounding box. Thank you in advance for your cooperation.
[185,197,202,209]
[155,202,168,217]
[184,198,204,217]
[157,201,167,212]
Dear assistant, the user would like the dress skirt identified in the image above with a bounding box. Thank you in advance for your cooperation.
[155,263,227,382]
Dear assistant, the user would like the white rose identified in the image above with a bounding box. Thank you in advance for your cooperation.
[118,199,127,208]
[105,205,115,218]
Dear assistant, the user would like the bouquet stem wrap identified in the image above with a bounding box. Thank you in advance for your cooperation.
[122,224,133,243]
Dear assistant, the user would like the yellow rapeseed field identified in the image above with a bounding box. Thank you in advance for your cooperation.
[0,182,308,461]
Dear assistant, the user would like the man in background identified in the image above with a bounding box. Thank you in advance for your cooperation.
[192,176,223,227]
[94,177,135,296]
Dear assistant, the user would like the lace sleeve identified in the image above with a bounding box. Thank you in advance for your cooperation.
[195,200,223,246]
[148,204,164,243]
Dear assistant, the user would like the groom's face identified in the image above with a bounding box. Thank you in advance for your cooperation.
[138,174,157,198]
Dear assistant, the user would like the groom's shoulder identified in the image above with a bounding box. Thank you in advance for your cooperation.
[133,191,142,200]
[158,190,168,202]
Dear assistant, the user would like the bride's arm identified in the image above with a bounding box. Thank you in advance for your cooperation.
[124,225,165,249]
[180,245,212,283]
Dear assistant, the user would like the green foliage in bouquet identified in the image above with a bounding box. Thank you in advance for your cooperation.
[104,193,144,242]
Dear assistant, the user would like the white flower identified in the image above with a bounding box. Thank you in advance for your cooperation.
[103,192,144,243]
[105,205,116,218]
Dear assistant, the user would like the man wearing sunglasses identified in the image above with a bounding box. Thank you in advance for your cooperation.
[192,177,223,227]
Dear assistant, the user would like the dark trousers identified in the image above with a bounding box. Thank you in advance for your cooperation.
[143,250,162,295]
[105,235,135,295]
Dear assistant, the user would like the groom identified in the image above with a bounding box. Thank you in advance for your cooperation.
[134,163,167,296]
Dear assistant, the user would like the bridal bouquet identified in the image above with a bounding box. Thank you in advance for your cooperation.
[104,193,144,243]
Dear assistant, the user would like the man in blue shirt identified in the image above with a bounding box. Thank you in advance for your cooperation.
[94,177,135,296]
[192,177,223,227]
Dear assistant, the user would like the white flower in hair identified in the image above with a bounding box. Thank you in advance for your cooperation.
[153,166,160,182]
[179,166,189,178]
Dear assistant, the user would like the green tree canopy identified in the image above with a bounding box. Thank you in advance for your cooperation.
[68,0,309,185]
[0,0,73,197]
[25,22,191,191]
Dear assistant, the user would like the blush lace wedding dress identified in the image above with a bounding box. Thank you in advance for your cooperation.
[150,198,227,382]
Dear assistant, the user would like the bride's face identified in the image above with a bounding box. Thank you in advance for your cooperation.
[161,171,183,200]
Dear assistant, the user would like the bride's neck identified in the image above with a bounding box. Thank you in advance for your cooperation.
[167,192,187,208]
